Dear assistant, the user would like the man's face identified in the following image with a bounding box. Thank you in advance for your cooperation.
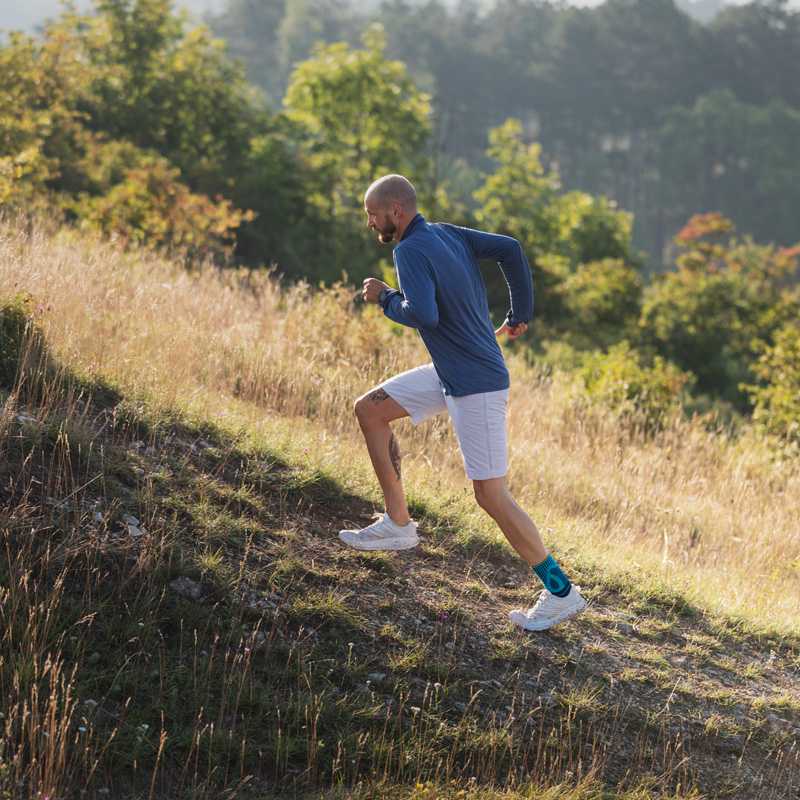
[364,198,397,244]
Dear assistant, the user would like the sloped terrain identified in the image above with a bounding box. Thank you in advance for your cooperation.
[1,306,798,800]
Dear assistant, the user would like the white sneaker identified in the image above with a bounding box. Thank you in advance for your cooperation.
[509,585,587,631]
[338,513,419,551]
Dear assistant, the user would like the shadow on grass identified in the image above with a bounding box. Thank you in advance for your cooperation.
[2,295,798,800]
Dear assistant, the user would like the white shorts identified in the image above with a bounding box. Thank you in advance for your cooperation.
[379,363,509,480]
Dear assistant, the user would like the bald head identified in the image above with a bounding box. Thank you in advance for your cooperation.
[364,174,417,213]
[363,174,418,244]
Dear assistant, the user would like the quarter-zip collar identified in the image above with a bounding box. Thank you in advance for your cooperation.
[400,213,425,242]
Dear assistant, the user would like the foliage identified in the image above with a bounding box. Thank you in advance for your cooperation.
[658,91,800,250]
[473,119,561,264]
[557,258,643,349]
[283,24,432,279]
[0,28,93,209]
[573,341,693,431]
[205,0,800,263]
[0,295,36,389]
[70,142,251,259]
[640,213,799,407]
[746,321,800,447]
[77,0,264,195]
[475,119,640,325]
[0,5,258,260]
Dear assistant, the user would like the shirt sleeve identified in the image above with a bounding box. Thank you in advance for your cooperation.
[381,246,439,330]
[451,225,534,326]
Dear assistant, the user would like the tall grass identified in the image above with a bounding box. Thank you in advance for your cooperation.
[1,218,799,798]
[1,217,798,635]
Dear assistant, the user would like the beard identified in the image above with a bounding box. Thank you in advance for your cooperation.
[376,221,397,244]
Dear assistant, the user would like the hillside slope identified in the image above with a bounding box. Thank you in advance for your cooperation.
[1,299,798,800]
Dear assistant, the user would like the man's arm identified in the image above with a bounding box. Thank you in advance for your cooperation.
[380,247,439,330]
[449,225,534,327]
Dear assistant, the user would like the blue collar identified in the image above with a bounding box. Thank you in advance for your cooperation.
[400,213,425,242]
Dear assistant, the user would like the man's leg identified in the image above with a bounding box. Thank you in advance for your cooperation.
[354,387,411,525]
[472,477,547,565]
[473,476,585,629]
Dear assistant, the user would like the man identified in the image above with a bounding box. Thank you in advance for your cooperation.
[338,174,586,631]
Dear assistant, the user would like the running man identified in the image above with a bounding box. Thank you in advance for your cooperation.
[338,174,586,631]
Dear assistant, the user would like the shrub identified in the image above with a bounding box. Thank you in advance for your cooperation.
[574,341,693,431]
[71,145,251,261]
[558,258,642,349]
[0,294,36,389]
[640,213,798,408]
[746,322,800,447]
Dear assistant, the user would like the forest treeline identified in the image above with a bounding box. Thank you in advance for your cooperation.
[0,0,798,445]
[211,0,800,262]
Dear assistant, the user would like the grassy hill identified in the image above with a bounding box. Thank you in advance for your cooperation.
[0,219,799,798]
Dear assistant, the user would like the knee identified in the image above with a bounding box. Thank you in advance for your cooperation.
[354,394,376,425]
[473,483,497,513]
[473,480,511,515]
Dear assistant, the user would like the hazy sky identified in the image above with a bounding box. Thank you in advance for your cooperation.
[0,0,224,33]
[2,0,797,35]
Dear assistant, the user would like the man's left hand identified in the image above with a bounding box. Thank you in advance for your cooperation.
[362,277,390,304]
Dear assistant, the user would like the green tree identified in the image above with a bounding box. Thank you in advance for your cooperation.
[746,320,800,447]
[76,0,264,195]
[575,340,693,432]
[640,213,799,406]
[558,258,643,349]
[0,7,257,262]
[0,27,94,209]
[657,90,800,250]
[70,140,250,259]
[474,118,639,328]
[283,24,432,279]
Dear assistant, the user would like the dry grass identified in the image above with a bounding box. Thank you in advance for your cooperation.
[2,218,799,632]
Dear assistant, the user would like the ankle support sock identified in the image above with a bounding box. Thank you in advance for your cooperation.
[532,554,572,598]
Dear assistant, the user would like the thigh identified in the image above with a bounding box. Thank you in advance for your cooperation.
[356,386,411,423]
[378,363,447,425]
[446,389,509,480]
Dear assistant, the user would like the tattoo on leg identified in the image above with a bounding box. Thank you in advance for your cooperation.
[388,432,401,481]
[367,388,390,404]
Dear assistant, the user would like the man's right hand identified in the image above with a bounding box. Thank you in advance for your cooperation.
[495,321,528,339]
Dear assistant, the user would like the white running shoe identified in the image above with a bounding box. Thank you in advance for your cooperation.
[509,585,587,631]
[338,513,419,551]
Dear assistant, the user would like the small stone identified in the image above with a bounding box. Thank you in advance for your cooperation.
[88,652,102,665]
[83,699,99,710]
[93,512,104,522]
[122,514,140,526]
[616,623,637,636]
[367,672,387,684]
[127,524,144,539]
[170,576,204,601]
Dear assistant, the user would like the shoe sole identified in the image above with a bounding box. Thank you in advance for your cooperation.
[338,531,420,551]
[509,598,587,632]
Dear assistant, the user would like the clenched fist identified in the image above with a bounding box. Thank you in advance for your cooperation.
[362,277,390,304]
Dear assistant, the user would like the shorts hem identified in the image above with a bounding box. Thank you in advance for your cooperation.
[380,385,425,426]
[466,469,508,481]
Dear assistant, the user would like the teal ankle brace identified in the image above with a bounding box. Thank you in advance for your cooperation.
[532,554,572,598]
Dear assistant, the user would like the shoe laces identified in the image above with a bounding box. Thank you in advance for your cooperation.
[529,589,559,615]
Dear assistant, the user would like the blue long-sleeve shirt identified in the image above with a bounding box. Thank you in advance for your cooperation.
[380,213,534,397]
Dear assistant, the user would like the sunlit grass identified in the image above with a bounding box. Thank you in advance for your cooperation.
[1,217,798,636]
